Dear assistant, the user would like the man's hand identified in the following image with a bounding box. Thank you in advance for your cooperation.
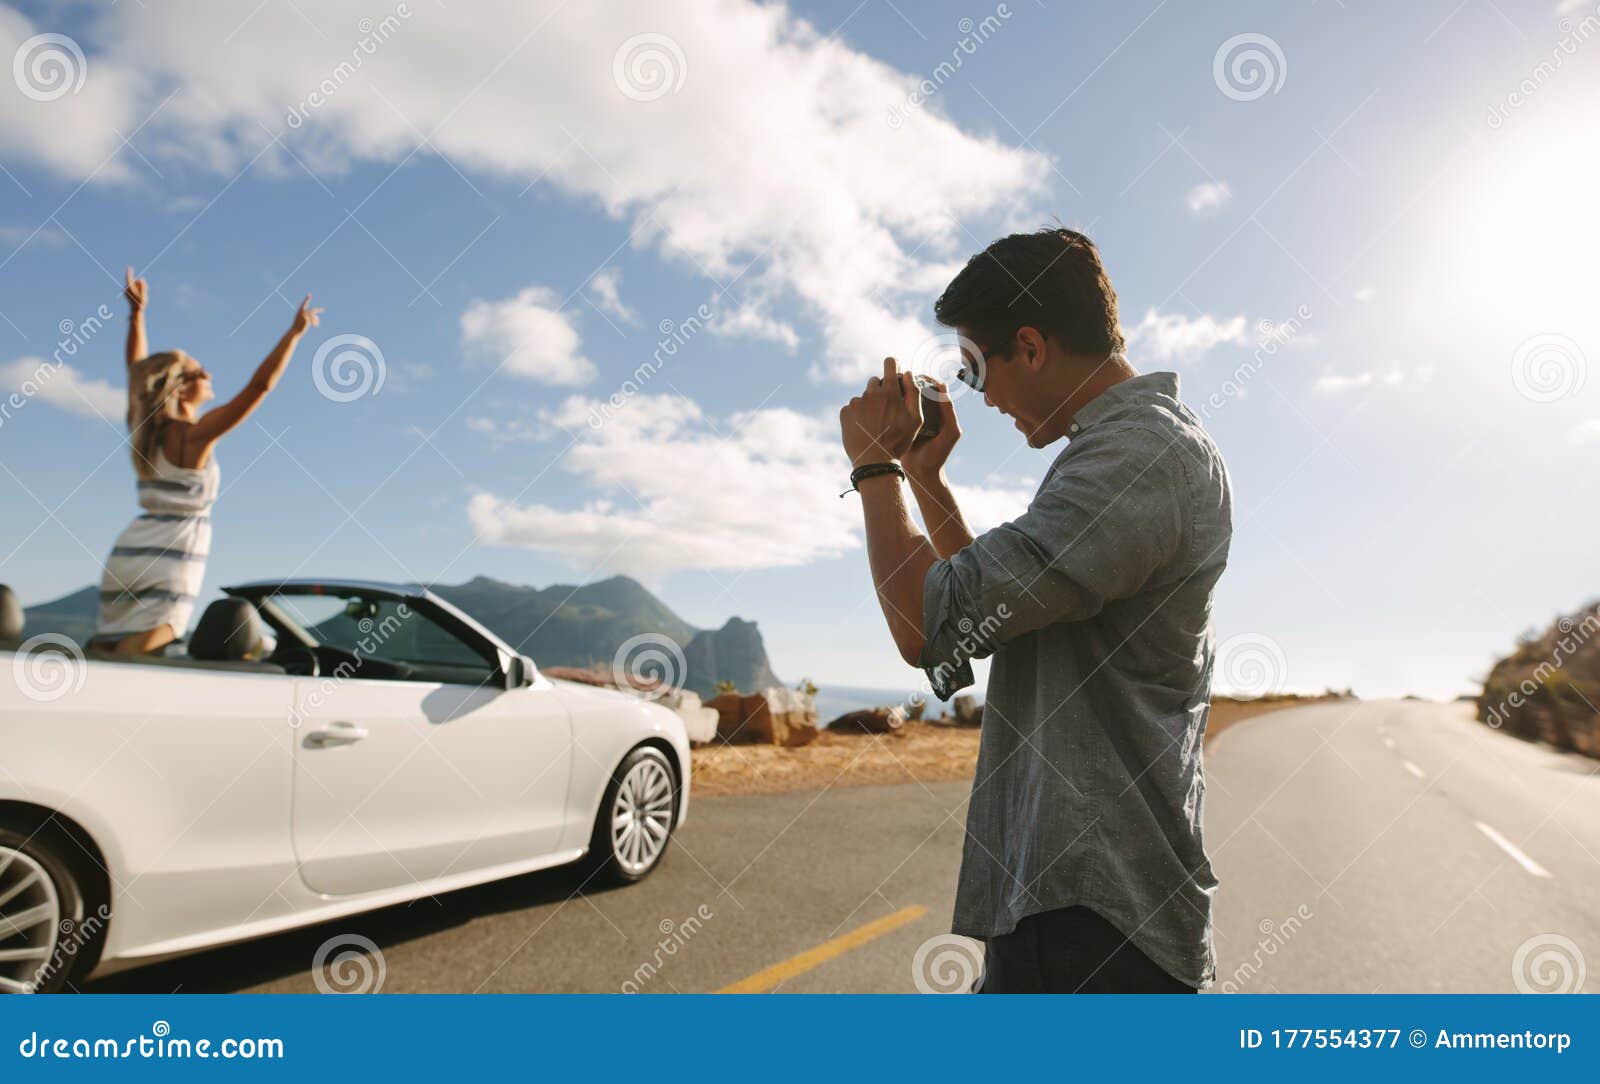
[901,377,961,483]
[839,356,922,467]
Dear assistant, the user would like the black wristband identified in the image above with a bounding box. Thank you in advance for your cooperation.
[840,461,905,497]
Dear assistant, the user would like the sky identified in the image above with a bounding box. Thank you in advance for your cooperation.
[1,0,1597,700]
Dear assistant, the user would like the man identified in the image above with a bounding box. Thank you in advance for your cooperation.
[837,228,1232,993]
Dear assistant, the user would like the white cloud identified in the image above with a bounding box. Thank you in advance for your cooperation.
[1124,307,1249,363]
[459,285,596,386]
[948,482,1032,533]
[709,300,800,351]
[465,415,543,443]
[0,357,123,420]
[5,0,1048,385]
[1185,181,1231,215]
[586,267,636,325]
[0,224,67,250]
[1567,419,1600,445]
[1313,364,1427,393]
[469,392,859,580]
[1353,285,1377,302]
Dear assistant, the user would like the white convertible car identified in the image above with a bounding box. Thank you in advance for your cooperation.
[0,579,690,993]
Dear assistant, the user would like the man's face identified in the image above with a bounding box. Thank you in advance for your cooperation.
[956,328,1052,449]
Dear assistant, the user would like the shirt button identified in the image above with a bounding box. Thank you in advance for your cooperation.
[1069,422,1080,435]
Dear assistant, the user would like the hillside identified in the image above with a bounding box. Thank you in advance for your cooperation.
[13,575,782,697]
[434,575,781,696]
[1478,600,1600,758]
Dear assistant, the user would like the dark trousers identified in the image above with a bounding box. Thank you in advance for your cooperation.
[976,906,1197,994]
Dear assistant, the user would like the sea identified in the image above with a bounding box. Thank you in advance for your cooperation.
[807,681,978,727]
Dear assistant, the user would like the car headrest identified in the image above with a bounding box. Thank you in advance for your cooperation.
[189,598,262,662]
[0,584,22,644]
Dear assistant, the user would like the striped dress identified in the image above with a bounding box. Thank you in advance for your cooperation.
[95,449,220,641]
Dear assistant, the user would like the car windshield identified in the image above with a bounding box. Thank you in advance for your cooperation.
[269,592,495,680]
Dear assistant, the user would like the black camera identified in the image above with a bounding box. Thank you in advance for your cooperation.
[912,375,942,444]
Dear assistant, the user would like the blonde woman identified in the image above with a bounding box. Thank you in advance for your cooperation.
[93,268,322,656]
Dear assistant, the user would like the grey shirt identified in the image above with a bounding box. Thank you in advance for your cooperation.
[919,372,1232,988]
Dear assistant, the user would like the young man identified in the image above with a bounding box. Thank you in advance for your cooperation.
[837,229,1232,993]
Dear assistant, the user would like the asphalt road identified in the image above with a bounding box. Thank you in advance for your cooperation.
[88,700,1599,994]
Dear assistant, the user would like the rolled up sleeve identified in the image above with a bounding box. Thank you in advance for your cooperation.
[918,425,1186,691]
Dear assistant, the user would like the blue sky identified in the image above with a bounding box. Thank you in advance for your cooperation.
[1,0,1597,699]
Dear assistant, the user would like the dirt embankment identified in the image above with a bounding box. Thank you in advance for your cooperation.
[690,694,1348,797]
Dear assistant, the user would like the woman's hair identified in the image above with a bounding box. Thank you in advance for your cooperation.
[127,350,190,479]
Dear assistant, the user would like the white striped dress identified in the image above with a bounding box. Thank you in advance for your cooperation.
[95,449,220,641]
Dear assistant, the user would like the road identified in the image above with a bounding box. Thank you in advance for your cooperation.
[88,700,1599,994]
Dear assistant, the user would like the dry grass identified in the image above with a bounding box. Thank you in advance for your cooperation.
[689,694,1348,797]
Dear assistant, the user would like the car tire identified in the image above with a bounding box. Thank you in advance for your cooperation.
[0,823,103,994]
[588,745,678,886]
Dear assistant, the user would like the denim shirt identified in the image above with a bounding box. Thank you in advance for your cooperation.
[919,372,1232,988]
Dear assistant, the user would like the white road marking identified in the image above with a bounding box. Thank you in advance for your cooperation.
[1474,821,1553,878]
[1402,759,1425,779]
[1382,736,1396,750]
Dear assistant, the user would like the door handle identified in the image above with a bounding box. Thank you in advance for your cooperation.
[305,722,369,747]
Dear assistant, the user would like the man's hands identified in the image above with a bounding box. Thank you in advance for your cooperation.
[839,356,924,467]
[290,293,323,336]
[124,266,147,312]
[901,377,961,483]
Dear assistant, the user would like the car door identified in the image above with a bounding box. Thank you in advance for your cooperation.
[275,592,573,897]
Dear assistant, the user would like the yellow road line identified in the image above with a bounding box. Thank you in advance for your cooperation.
[717,905,929,994]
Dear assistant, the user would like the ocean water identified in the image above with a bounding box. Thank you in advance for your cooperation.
[807,682,976,727]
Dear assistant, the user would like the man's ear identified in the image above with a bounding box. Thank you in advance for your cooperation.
[1016,326,1048,372]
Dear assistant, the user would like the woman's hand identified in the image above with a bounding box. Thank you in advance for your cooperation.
[839,356,922,467]
[124,266,148,312]
[290,294,323,336]
[900,377,962,483]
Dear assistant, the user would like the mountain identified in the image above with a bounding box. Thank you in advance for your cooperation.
[17,585,99,645]
[434,575,781,696]
[10,574,783,696]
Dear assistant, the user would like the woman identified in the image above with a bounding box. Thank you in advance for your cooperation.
[93,267,322,656]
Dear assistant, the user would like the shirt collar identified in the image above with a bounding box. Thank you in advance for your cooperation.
[1067,371,1180,437]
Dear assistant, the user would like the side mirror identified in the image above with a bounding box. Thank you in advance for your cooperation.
[505,654,537,690]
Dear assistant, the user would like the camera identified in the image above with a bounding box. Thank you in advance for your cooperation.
[912,375,942,444]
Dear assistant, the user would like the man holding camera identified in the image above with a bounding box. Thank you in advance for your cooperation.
[838,228,1232,993]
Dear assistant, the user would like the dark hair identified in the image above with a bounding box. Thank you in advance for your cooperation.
[933,227,1124,358]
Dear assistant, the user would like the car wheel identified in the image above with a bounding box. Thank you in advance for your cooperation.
[0,825,100,994]
[590,746,677,885]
